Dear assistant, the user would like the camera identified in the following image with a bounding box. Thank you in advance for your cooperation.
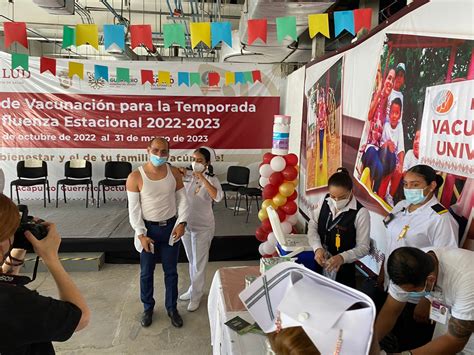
[13,205,48,251]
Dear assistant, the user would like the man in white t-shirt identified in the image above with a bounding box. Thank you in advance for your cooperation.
[375,247,474,354]
[403,130,420,172]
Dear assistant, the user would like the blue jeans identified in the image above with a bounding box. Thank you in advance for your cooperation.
[140,218,180,312]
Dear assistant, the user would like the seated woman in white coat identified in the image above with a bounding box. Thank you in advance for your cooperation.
[179,147,223,311]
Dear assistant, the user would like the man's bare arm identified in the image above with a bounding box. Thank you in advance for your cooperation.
[412,317,474,354]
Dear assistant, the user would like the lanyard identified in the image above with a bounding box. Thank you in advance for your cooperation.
[324,211,345,251]
[325,211,345,233]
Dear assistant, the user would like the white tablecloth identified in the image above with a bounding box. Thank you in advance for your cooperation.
[208,266,267,355]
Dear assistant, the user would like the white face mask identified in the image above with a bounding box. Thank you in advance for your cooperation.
[192,162,206,173]
[329,196,351,211]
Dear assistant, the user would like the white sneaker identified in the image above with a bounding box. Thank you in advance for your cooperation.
[179,290,191,301]
[187,300,200,312]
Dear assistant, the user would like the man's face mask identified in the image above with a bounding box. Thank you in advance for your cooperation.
[407,278,434,299]
[150,154,168,167]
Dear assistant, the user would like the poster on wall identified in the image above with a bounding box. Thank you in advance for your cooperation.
[0,53,281,200]
[305,58,343,192]
[353,33,473,219]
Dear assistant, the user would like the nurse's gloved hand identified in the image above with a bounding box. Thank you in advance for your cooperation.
[314,248,326,267]
[172,223,185,242]
[325,255,344,272]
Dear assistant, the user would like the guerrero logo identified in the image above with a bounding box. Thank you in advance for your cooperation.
[432,89,455,115]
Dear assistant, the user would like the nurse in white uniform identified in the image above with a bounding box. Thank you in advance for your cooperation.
[179,147,223,311]
[378,164,459,351]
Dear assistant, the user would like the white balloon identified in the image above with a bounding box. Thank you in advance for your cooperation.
[270,156,286,172]
[259,164,273,178]
[258,243,266,256]
[259,176,269,187]
[262,241,275,255]
[267,232,277,246]
[281,221,292,234]
[285,213,298,225]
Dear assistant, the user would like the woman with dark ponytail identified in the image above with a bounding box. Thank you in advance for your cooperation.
[179,146,223,312]
[307,167,371,288]
[375,164,459,352]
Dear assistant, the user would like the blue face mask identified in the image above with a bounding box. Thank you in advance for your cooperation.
[150,154,168,167]
[403,187,427,205]
[407,279,433,299]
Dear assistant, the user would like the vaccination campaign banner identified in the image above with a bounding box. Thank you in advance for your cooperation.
[419,80,473,177]
[0,52,281,200]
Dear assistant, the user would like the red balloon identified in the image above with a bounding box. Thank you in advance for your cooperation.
[281,200,297,215]
[269,172,284,186]
[262,184,279,199]
[255,227,268,242]
[281,166,298,181]
[284,153,298,166]
[262,218,273,233]
[287,190,298,201]
[276,208,286,222]
[263,152,275,164]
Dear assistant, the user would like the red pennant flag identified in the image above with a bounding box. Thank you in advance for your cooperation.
[247,19,267,45]
[4,22,28,49]
[208,72,220,86]
[252,70,262,83]
[40,57,56,76]
[141,70,154,85]
[353,8,372,33]
[130,25,153,50]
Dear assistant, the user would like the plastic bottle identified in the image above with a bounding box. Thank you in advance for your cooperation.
[272,115,291,155]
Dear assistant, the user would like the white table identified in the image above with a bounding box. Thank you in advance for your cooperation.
[208,266,267,355]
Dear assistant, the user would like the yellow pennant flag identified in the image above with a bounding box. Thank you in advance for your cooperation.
[68,61,84,79]
[225,72,235,86]
[158,71,171,86]
[76,24,99,49]
[308,14,330,39]
[190,22,211,49]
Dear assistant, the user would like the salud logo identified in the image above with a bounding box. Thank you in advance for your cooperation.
[432,89,455,115]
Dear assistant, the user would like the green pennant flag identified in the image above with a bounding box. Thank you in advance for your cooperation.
[190,72,201,86]
[244,71,253,84]
[163,23,186,48]
[11,53,29,71]
[276,16,297,43]
[62,26,76,49]
[116,67,130,83]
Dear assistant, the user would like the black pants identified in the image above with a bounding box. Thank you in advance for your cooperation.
[336,263,356,289]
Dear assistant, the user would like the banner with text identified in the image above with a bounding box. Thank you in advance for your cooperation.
[420,81,473,177]
[0,52,281,200]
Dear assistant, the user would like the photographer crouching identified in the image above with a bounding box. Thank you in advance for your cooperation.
[0,193,90,354]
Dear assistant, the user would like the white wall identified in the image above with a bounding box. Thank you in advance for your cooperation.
[281,66,305,155]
